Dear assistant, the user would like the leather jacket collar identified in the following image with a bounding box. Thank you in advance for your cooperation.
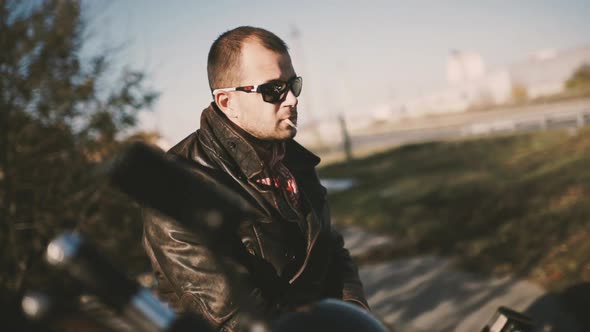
[199,103,320,178]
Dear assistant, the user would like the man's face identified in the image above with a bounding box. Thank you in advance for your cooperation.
[229,39,299,141]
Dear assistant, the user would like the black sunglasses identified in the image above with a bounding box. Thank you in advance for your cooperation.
[212,76,303,104]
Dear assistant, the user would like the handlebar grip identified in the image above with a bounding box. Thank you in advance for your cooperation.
[45,232,199,332]
[108,142,254,234]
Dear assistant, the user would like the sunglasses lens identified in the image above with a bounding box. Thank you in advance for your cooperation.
[260,82,287,103]
[291,77,303,97]
[259,77,303,103]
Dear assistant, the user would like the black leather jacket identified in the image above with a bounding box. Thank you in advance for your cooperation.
[143,104,369,331]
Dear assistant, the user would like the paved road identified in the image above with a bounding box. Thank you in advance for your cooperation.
[306,98,590,162]
[339,226,580,332]
[351,98,590,154]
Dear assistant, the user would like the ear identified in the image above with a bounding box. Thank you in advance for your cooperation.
[214,91,238,120]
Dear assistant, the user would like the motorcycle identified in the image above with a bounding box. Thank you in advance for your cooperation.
[21,143,533,332]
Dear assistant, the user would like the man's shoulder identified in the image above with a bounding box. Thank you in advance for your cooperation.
[168,131,199,159]
[165,130,239,189]
[165,130,215,168]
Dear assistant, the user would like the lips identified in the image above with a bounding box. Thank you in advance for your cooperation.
[284,118,297,129]
[289,112,298,124]
[281,108,297,128]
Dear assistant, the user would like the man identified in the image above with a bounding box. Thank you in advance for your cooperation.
[143,26,369,332]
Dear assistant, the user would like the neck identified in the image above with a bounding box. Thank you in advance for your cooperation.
[212,103,285,166]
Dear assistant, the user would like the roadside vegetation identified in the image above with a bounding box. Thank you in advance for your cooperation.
[320,127,590,292]
[1,3,157,329]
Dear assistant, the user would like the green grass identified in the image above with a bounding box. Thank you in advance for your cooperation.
[319,128,590,291]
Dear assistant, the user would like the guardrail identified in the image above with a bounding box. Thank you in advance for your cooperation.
[461,108,590,136]
[308,106,590,161]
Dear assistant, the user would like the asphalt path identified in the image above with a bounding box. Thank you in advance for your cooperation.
[339,226,581,332]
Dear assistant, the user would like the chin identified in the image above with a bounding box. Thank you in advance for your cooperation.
[284,127,297,139]
[273,129,296,141]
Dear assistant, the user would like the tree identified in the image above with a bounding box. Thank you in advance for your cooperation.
[511,82,529,103]
[0,0,159,315]
[565,63,590,91]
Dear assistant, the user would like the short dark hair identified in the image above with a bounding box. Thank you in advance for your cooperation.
[207,26,289,90]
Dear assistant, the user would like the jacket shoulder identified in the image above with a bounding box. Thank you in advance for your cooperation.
[167,130,220,170]
[168,131,198,160]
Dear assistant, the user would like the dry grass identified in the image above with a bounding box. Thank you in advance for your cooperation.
[320,127,590,292]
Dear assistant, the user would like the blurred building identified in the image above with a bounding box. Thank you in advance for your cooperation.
[509,46,590,98]
[378,44,590,121]
[447,50,486,84]
[298,44,590,151]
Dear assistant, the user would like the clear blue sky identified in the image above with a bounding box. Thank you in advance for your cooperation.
[86,0,590,145]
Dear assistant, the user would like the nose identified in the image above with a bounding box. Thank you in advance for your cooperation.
[283,87,298,107]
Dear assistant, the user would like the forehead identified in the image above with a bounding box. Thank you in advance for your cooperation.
[239,39,295,84]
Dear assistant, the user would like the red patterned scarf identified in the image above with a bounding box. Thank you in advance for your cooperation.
[254,143,301,211]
